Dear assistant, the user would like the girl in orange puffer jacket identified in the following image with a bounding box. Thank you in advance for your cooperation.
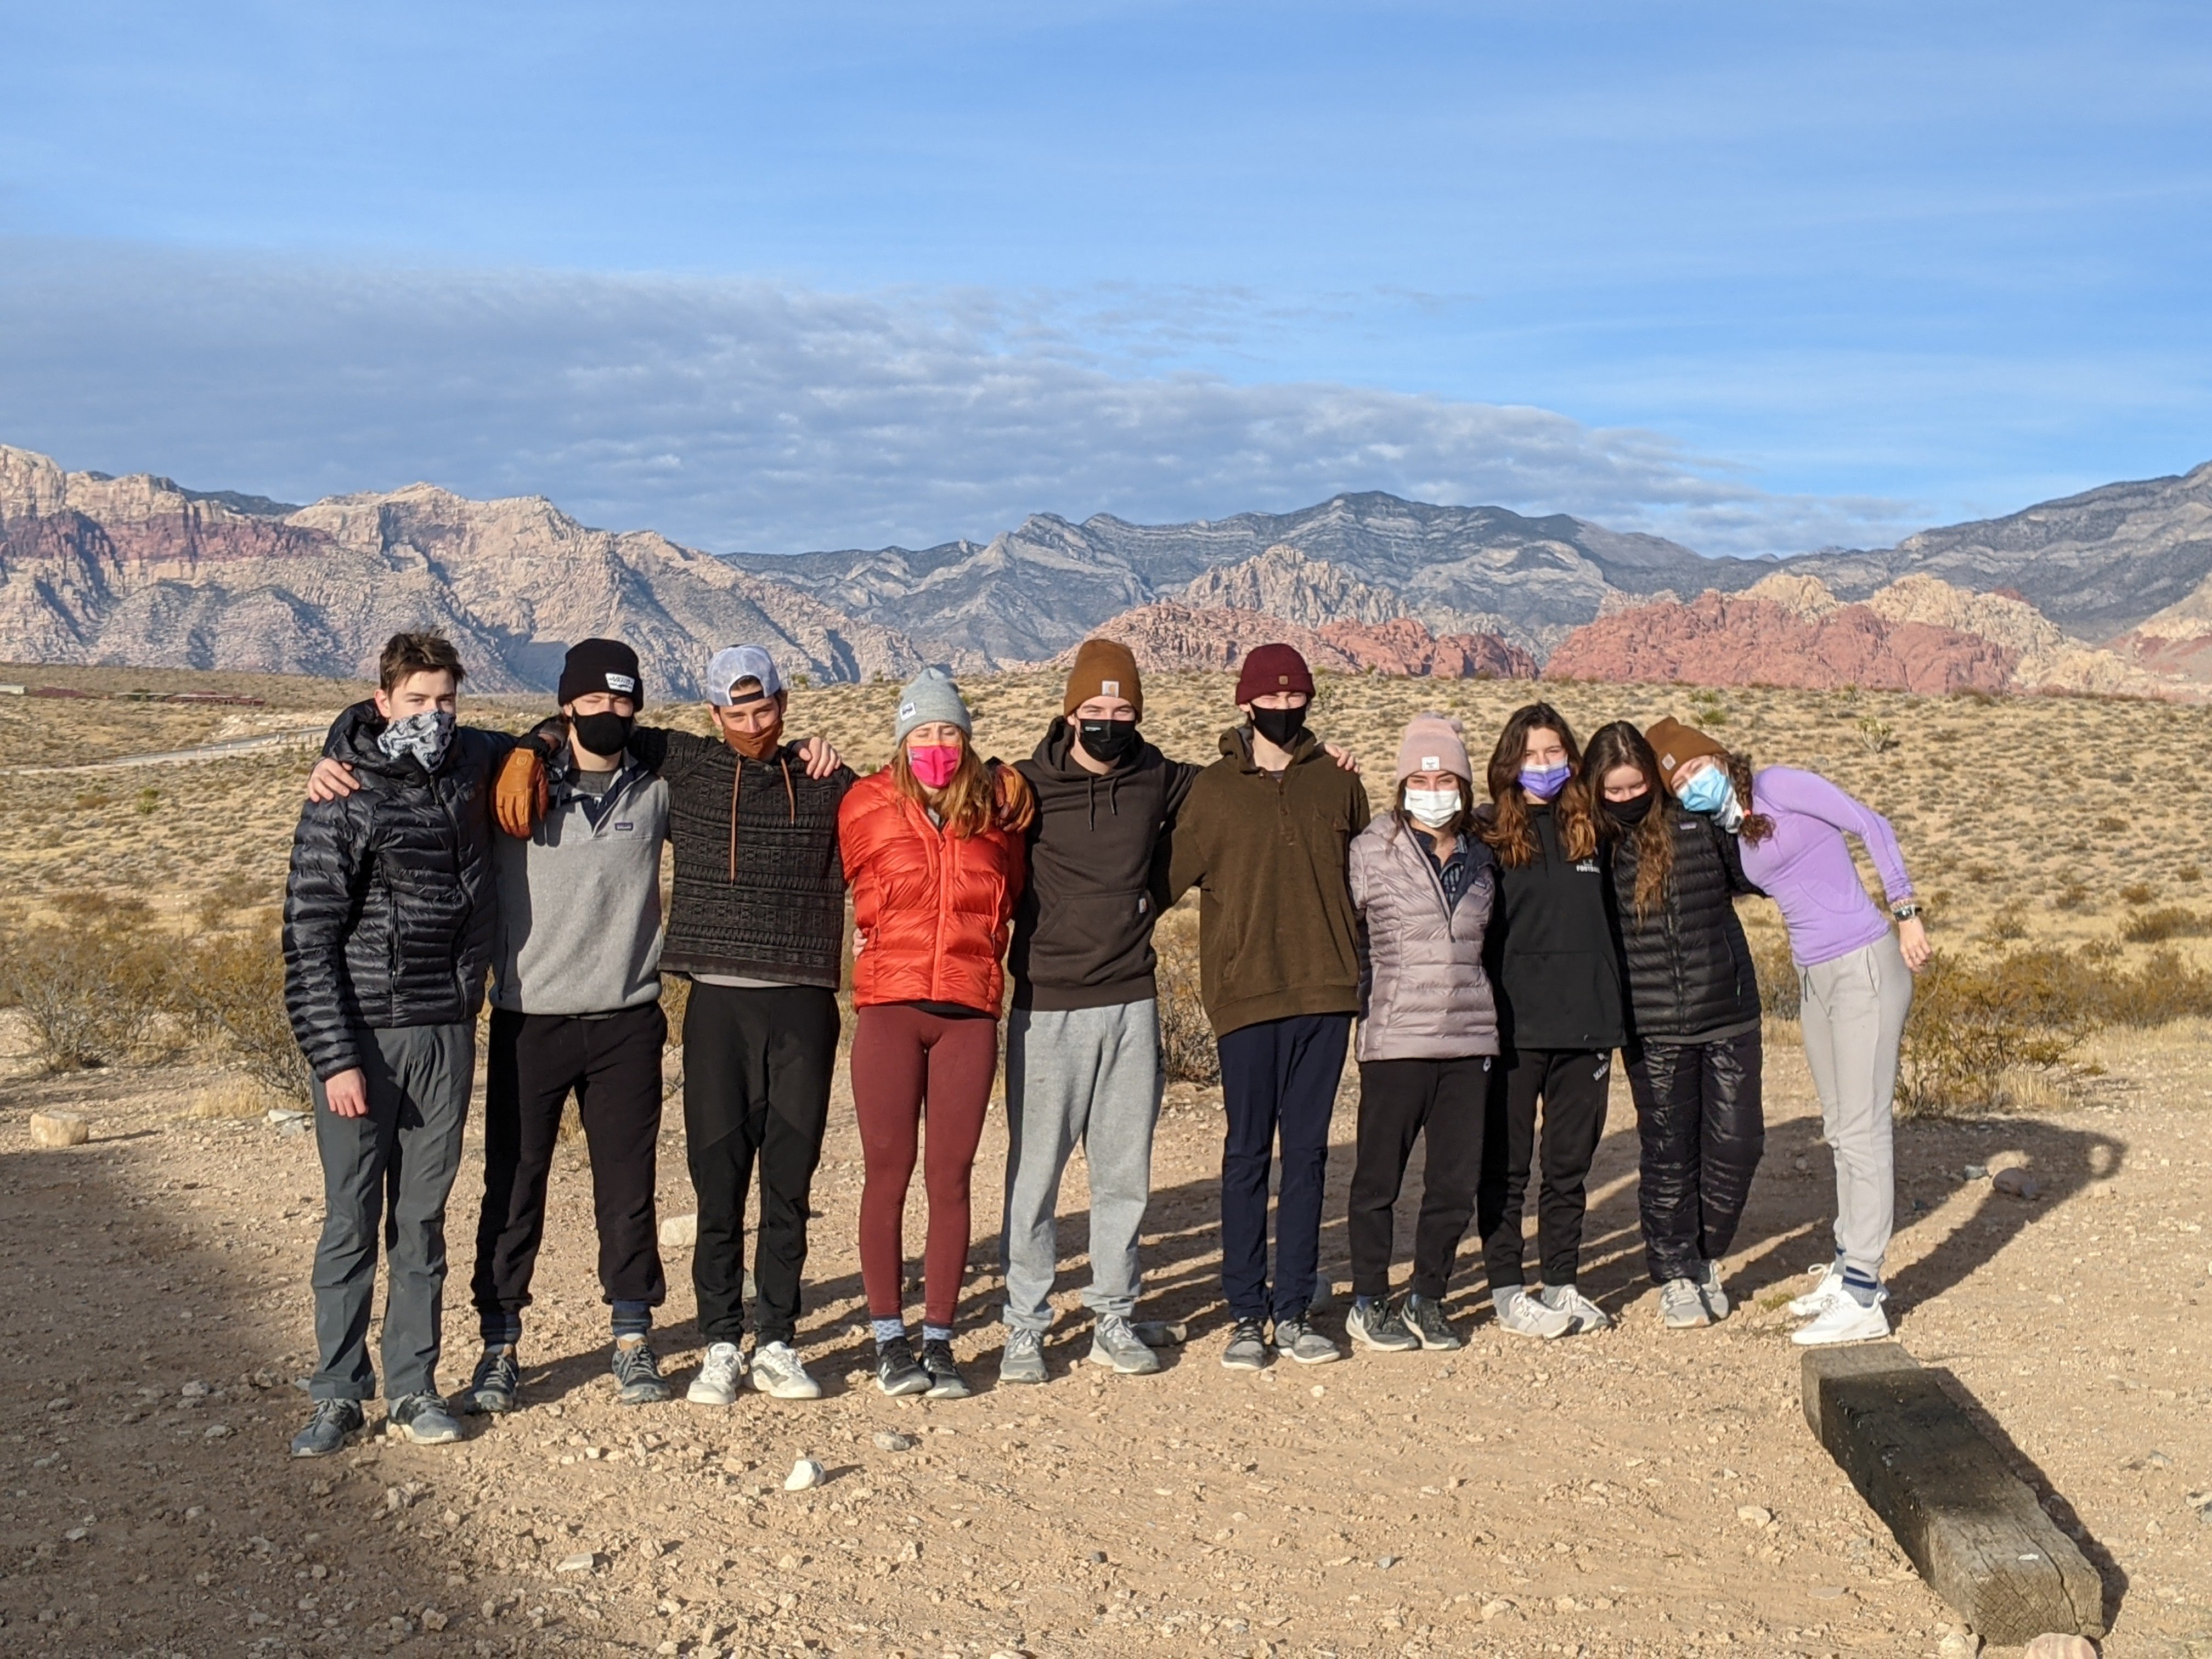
[838,669,1028,1400]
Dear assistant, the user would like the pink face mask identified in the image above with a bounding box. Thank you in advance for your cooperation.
[907,743,962,789]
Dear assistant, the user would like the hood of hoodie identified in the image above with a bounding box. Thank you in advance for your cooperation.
[1216,722,1322,772]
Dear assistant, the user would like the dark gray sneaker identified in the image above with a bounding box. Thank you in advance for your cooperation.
[1402,1294,1464,1351]
[876,1338,931,1397]
[1345,1299,1420,1352]
[289,1398,364,1458]
[1220,1318,1269,1371]
[612,1336,672,1405]
[385,1394,461,1445]
[921,1339,971,1400]
[1271,1318,1342,1365]
[463,1344,520,1414]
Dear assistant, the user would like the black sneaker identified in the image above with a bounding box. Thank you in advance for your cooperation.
[1346,1298,1420,1352]
[876,1336,931,1397]
[612,1336,672,1405]
[385,1394,461,1445]
[921,1339,970,1400]
[289,1398,364,1458]
[1402,1294,1465,1351]
[464,1344,520,1415]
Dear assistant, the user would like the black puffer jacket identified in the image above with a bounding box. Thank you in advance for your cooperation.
[1605,806,1763,1045]
[283,703,503,1079]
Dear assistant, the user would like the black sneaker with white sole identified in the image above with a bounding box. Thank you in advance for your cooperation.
[876,1337,932,1397]
[1346,1299,1419,1352]
[289,1398,364,1458]
[463,1344,520,1414]
[611,1337,672,1406]
[385,1394,461,1445]
[1402,1294,1464,1350]
[921,1339,971,1400]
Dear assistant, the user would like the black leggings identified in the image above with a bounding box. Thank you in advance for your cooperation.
[1626,1031,1764,1285]
[1348,1056,1491,1300]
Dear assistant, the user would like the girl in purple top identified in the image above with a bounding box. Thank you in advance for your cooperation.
[1644,718,1930,1348]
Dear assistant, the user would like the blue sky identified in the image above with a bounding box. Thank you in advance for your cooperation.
[3,1,2208,557]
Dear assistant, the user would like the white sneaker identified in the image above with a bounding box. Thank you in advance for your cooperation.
[686,1341,746,1406]
[1538,1283,1610,1334]
[1697,1260,1731,1322]
[1787,1262,1847,1318]
[1493,1289,1573,1340]
[1791,1291,1891,1347]
[748,1340,822,1401]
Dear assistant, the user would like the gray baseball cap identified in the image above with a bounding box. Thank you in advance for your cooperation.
[706,645,783,706]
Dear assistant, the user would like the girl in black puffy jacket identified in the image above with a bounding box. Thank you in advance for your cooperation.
[1585,721,1765,1330]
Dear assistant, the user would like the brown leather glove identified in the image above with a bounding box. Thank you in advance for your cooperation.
[990,761,1036,834]
[494,747,548,838]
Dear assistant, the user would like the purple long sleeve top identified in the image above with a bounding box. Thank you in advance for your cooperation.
[1735,766,1915,969]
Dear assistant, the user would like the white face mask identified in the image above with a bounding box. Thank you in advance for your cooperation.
[1403,786,1462,828]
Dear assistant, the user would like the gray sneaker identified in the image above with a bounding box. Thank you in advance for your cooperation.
[1272,1318,1342,1365]
[611,1336,672,1405]
[1345,1299,1419,1352]
[748,1340,821,1400]
[290,1398,364,1458]
[1492,1288,1573,1340]
[1538,1283,1610,1334]
[1658,1277,1711,1329]
[1090,1315,1163,1375]
[1220,1319,1269,1371]
[1697,1260,1732,1322]
[998,1327,1048,1385]
[1402,1294,1464,1351]
[462,1344,520,1414]
[385,1395,461,1445]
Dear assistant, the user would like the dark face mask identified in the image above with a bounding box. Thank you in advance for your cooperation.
[570,709,635,759]
[1076,717,1140,768]
[1602,791,1655,827]
[1249,703,1308,751]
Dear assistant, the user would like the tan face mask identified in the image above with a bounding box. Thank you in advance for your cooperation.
[720,704,784,760]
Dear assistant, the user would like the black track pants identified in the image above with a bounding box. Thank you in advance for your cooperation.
[1479,1046,1612,1290]
[1348,1056,1492,1301]
[1626,1031,1764,1285]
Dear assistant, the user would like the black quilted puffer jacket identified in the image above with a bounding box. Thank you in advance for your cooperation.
[1605,807,1764,1045]
[283,702,505,1079]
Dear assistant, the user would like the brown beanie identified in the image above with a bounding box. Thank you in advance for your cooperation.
[1064,637,1143,719]
[1644,716,1730,778]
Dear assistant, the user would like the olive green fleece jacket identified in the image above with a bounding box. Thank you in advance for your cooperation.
[1165,725,1371,1037]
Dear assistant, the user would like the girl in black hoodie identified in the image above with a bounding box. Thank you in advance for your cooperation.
[1586,721,1765,1331]
[1474,703,1624,1339]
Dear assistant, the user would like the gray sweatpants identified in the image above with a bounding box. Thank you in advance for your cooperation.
[308,1022,475,1403]
[1001,1000,1163,1332]
[1798,932,1913,1283]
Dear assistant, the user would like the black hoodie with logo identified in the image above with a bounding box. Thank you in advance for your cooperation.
[1009,718,1200,1011]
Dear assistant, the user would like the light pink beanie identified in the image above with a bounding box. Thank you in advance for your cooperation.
[1395,712,1471,783]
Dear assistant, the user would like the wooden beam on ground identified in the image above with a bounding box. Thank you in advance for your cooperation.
[1801,1341,2104,1647]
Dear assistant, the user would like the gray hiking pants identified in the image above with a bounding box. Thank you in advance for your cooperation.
[1001,1000,1163,1332]
[1798,932,1913,1284]
[308,1022,475,1403]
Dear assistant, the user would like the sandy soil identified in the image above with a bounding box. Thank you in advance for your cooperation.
[2,1009,2207,1659]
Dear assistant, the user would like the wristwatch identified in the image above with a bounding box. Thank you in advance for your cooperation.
[1891,902,1922,922]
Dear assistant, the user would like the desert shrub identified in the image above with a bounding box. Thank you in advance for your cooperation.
[0,917,171,1071]
[1985,901,2029,943]
[2180,864,2203,884]
[172,929,314,1102]
[2119,906,2211,944]
[2119,882,2155,906]
[661,973,692,1046]
[1153,907,1218,1086]
[1746,927,1799,1019]
[1896,952,2098,1118]
[2052,880,2093,912]
[195,872,273,932]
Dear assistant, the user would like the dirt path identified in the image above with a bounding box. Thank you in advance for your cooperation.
[1,1022,2208,1658]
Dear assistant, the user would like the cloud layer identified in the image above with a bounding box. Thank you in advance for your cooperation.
[0,241,1916,557]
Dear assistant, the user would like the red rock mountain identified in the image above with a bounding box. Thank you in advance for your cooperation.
[1062,600,1536,680]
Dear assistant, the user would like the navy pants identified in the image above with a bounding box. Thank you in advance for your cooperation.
[1216,1013,1352,1325]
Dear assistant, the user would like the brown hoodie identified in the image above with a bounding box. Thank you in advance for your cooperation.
[1166,725,1370,1037]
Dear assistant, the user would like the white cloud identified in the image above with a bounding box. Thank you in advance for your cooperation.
[0,239,1917,556]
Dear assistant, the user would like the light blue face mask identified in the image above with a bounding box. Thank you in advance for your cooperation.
[1677,764,1741,828]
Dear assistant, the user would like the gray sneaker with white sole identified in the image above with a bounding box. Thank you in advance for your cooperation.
[1658,1277,1711,1329]
[1089,1316,1162,1375]
[999,1327,1048,1385]
[1272,1318,1341,1365]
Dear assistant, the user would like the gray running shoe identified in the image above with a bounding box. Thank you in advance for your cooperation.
[998,1327,1048,1385]
[749,1340,821,1401]
[385,1394,461,1445]
[462,1344,520,1414]
[1272,1318,1342,1365]
[1220,1318,1269,1371]
[1492,1288,1573,1340]
[611,1337,672,1406]
[1088,1315,1163,1375]
[289,1398,363,1458]
[920,1339,970,1400]
[686,1341,744,1406]
[1402,1294,1464,1351]
[1345,1299,1419,1352]
[1697,1260,1732,1322]
[1658,1277,1711,1329]
[1538,1283,1610,1333]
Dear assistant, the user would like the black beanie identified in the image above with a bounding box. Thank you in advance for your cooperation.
[557,638,644,708]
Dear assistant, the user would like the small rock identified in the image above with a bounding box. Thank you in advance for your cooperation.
[554,1552,597,1575]
[1992,1167,2041,1200]
[1937,1633,1982,1657]
[1130,1320,1188,1347]
[1736,1504,1773,1527]
[29,1111,89,1148]
[419,1610,447,1632]
[1086,1550,1107,1564]
[1962,1164,1989,1180]
[63,1527,88,1543]
[872,1431,916,1453]
[202,1424,233,1440]
[783,1458,823,1492]
[1479,1597,1515,1622]
[2021,1637,2097,1659]
[1375,1554,1399,1570]
[179,1381,210,1398]
[658,1212,698,1250]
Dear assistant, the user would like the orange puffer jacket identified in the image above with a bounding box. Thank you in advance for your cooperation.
[838,768,1027,1012]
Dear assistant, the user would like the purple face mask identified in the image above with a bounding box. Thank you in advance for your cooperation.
[1519,762,1572,802]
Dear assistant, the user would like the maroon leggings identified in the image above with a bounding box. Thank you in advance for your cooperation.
[851,1003,1000,1328]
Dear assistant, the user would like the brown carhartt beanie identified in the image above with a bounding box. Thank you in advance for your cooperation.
[1644,716,1730,777]
[1064,637,1144,719]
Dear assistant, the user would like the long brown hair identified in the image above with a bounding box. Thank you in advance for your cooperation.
[1584,721,1674,922]
[891,733,995,837]
[1723,749,1775,845]
[1480,701,1597,867]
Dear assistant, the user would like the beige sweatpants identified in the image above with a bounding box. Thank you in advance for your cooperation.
[1797,930,1914,1283]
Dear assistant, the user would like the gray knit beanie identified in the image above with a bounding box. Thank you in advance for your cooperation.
[893,667,972,744]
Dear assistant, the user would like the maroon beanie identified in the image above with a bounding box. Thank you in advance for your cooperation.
[1234,642,1314,704]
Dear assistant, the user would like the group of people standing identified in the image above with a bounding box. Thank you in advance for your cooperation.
[278,627,1926,1458]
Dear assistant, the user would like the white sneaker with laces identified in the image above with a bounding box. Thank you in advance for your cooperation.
[1493,1289,1573,1340]
[1787,1262,1847,1318]
[1791,1291,1891,1347]
[686,1341,746,1406]
[1538,1283,1610,1333]
[749,1340,822,1400]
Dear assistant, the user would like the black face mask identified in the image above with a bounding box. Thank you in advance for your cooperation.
[1076,717,1140,768]
[570,710,635,759]
[1249,704,1308,751]
[1602,791,1655,827]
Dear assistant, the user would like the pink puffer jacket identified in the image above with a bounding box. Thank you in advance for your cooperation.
[1348,810,1499,1062]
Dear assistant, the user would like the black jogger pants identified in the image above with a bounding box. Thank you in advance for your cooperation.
[1348,1056,1492,1301]
[1478,1046,1612,1291]
[1626,1030,1764,1285]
